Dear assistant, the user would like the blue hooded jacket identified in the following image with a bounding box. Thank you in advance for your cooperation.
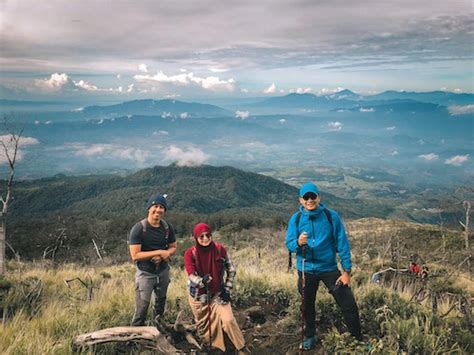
[285,203,352,273]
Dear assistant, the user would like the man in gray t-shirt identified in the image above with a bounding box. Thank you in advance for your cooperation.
[128,193,177,325]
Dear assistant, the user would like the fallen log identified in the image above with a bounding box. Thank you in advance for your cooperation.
[72,326,178,353]
[155,313,202,350]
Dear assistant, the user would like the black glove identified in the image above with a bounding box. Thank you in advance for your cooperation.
[201,274,212,285]
[219,289,231,303]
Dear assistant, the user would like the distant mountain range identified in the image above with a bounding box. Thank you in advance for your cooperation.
[246,90,473,114]
[363,90,474,106]
[81,99,231,118]
[2,89,472,185]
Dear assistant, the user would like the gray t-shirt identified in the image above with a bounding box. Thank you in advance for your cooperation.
[128,219,176,273]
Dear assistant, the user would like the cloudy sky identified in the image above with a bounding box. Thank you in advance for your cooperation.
[1,0,473,102]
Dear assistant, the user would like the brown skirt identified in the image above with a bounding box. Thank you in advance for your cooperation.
[188,294,245,352]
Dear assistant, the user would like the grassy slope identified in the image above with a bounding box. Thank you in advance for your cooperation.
[1,222,472,354]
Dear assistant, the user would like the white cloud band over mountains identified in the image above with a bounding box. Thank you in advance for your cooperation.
[134,71,236,92]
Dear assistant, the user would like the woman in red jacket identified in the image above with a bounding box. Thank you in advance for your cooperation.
[184,223,246,353]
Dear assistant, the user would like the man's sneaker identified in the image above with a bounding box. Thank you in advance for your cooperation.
[299,336,315,350]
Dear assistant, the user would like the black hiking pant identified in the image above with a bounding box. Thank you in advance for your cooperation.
[298,270,362,340]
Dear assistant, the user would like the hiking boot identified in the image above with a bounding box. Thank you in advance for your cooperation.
[299,336,315,350]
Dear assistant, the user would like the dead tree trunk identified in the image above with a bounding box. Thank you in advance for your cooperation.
[0,121,24,275]
[459,201,471,273]
[72,326,178,353]
[0,213,5,275]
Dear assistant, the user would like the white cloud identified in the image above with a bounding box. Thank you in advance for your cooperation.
[209,67,229,73]
[0,135,39,147]
[448,105,474,115]
[263,83,277,94]
[360,107,375,112]
[71,143,150,164]
[240,88,249,93]
[134,70,236,92]
[180,112,188,119]
[390,150,399,156]
[290,87,312,94]
[73,79,99,91]
[386,126,396,130]
[35,73,71,91]
[35,72,134,94]
[328,121,343,131]
[164,145,209,167]
[0,135,40,164]
[419,153,439,161]
[445,154,469,166]
[235,110,250,120]
[138,64,148,73]
[317,87,345,95]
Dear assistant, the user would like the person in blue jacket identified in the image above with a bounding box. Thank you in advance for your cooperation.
[286,182,362,350]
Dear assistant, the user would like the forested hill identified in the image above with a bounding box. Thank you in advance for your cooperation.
[10,164,392,219]
[7,164,393,260]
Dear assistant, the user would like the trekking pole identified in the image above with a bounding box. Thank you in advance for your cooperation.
[206,284,212,354]
[301,245,306,350]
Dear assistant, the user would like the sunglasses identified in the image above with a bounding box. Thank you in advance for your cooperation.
[302,193,318,201]
[198,233,212,240]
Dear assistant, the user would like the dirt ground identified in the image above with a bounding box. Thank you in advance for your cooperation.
[172,295,325,355]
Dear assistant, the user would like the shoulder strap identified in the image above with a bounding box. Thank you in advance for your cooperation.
[323,208,333,229]
[140,218,170,239]
[288,211,302,270]
[295,211,302,233]
[140,219,147,235]
[323,208,337,252]
[161,219,170,240]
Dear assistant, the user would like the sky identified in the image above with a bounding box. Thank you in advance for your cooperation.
[0,0,473,102]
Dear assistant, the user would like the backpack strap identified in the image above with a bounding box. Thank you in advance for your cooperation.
[288,212,302,270]
[140,218,147,235]
[140,218,170,241]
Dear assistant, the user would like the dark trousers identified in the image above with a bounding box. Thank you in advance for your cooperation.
[298,270,362,340]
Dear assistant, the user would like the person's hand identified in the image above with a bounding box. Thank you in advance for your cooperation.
[151,256,162,265]
[219,289,231,303]
[336,271,351,286]
[298,232,308,246]
[160,250,171,261]
[201,274,212,285]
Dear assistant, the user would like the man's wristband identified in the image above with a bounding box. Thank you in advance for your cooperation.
[343,269,352,275]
